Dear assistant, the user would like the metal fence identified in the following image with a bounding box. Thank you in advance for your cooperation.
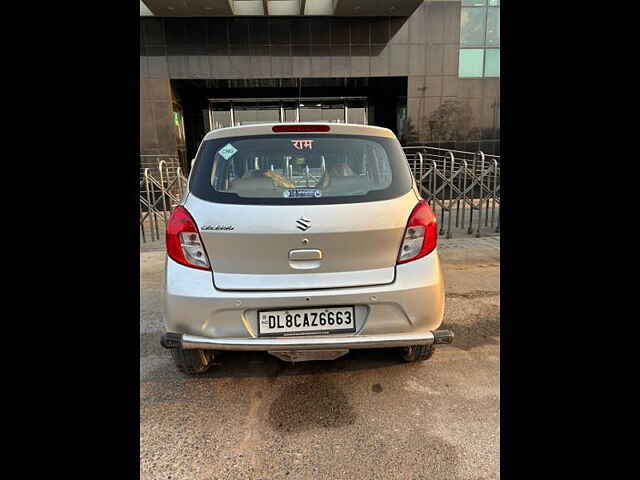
[403,146,500,238]
[139,147,500,244]
[140,156,187,243]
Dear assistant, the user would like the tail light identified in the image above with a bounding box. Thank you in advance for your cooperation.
[397,200,438,264]
[166,206,211,270]
[272,124,331,133]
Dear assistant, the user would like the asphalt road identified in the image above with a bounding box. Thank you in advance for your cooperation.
[140,239,500,480]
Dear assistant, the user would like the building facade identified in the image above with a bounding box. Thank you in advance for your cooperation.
[140,0,500,171]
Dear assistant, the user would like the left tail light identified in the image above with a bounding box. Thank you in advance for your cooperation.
[166,206,211,270]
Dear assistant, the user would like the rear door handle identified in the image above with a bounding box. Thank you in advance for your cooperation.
[288,249,323,261]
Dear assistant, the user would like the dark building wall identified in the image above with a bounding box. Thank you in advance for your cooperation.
[140,1,500,156]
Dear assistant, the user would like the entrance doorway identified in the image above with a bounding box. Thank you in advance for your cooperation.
[171,77,407,165]
[208,97,368,129]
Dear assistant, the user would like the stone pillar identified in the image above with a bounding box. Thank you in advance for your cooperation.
[140,18,177,157]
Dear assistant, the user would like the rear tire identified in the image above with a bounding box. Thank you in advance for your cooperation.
[170,348,213,375]
[401,344,435,362]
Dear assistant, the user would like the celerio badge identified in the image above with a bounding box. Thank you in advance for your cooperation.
[201,225,235,231]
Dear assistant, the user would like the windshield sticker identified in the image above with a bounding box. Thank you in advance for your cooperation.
[283,188,322,199]
[218,143,238,160]
[291,140,314,150]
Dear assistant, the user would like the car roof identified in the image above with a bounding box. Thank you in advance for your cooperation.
[202,122,396,141]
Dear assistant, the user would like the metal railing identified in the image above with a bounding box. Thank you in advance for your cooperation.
[403,146,500,238]
[140,156,187,243]
[139,147,500,244]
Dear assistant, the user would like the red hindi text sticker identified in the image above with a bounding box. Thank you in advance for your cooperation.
[291,140,314,150]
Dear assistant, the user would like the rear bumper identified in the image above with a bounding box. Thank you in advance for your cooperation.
[162,329,454,351]
[164,249,445,345]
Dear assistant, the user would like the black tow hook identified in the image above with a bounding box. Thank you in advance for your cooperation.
[160,332,182,349]
[433,329,455,345]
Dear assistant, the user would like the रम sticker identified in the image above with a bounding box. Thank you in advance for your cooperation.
[291,139,314,150]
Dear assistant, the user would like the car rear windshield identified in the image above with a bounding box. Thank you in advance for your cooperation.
[188,134,413,205]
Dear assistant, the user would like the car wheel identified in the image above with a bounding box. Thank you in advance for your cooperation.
[401,344,435,362]
[170,348,213,375]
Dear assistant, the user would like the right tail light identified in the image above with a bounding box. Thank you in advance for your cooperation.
[397,200,438,264]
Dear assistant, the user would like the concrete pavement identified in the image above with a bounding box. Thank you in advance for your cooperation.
[140,238,499,479]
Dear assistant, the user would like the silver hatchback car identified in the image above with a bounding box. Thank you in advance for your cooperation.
[161,123,453,374]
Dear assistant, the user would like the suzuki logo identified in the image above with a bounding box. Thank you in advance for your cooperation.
[296,217,311,231]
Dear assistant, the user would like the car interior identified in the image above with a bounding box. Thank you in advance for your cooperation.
[214,147,392,198]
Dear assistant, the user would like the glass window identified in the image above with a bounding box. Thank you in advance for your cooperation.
[350,19,370,44]
[459,1,500,77]
[267,1,300,16]
[189,135,413,205]
[211,109,231,129]
[459,49,484,78]
[347,107,367,125]
[486,7,500,46]
[322,108,344,122]
[284,108,298,122]
[234,105,280,125]
[484,49,500,77]
[211,137,394,199]
[331,19,350,45]
[460,7,487,47]
[299,106,322,122]
[255,108,280,123]
[300,103,345,123]
[234,108,258,125]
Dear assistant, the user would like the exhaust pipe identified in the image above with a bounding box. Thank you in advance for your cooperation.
[433,329,454,345]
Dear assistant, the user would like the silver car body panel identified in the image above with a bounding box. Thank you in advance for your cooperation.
[164,122,445,351]
[185,190,419,290]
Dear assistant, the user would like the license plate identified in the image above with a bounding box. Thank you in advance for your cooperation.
[258,306,356,337]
